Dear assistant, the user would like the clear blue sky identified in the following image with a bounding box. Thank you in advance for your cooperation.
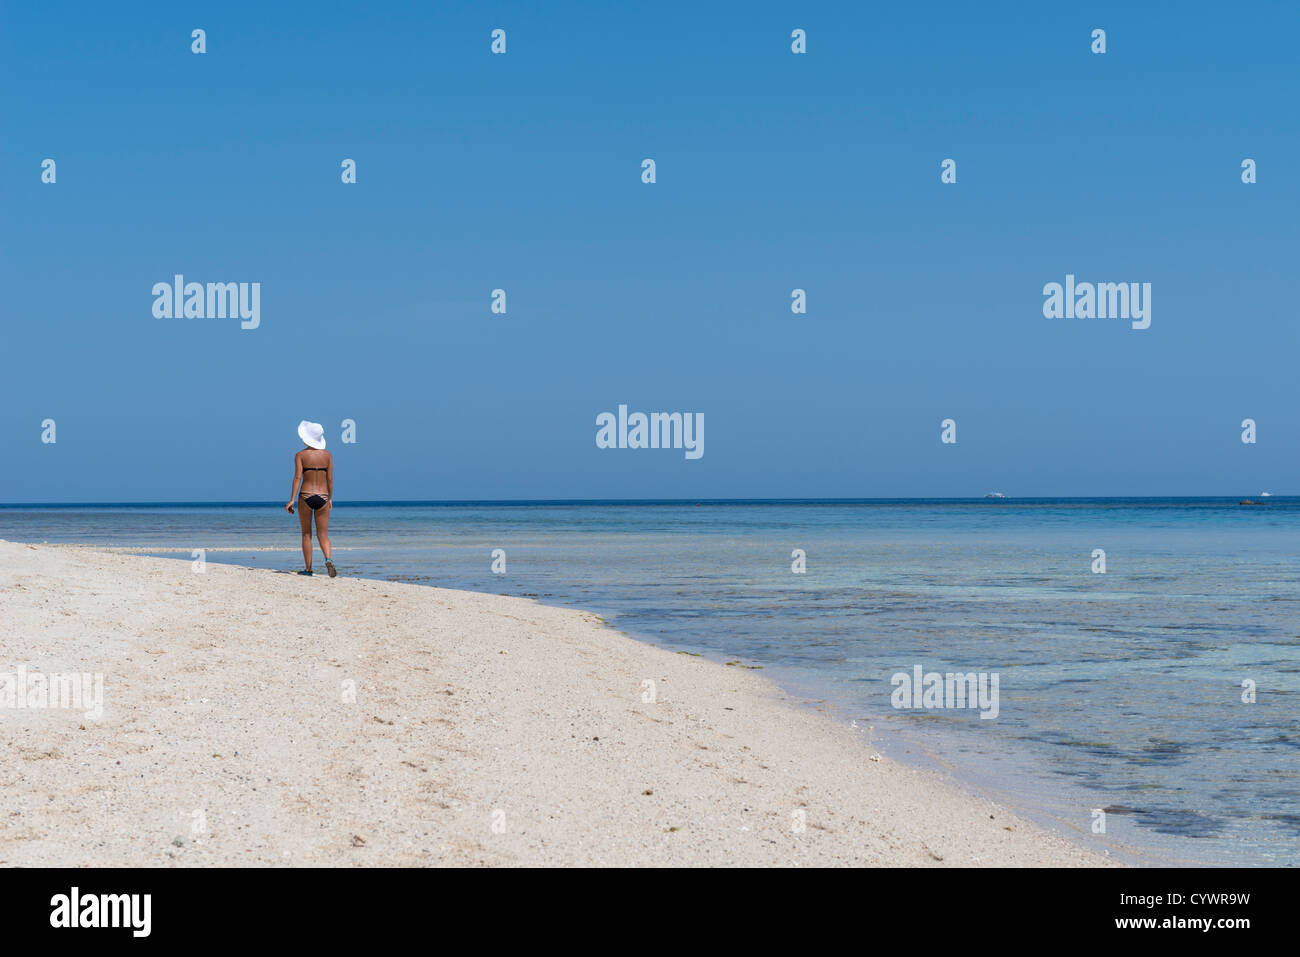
[2,1,1296,502]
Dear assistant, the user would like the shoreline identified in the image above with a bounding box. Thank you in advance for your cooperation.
[0,539,1116,866]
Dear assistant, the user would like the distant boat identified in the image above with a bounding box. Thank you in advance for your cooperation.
[1260,492,1272,497]
[984,492,1006,499]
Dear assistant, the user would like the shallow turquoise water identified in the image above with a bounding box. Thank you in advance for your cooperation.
[4,498,1297,865]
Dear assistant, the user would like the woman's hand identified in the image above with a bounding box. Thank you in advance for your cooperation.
[285,501,295,514]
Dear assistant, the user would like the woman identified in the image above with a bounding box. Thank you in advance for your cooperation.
[284,420,336,577]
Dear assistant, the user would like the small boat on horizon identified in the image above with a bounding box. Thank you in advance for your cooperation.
[984,492,1006,499]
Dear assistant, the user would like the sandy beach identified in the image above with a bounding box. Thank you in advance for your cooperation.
[0,539,1112,867]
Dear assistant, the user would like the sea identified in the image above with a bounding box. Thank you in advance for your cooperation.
[3,498,1296,866]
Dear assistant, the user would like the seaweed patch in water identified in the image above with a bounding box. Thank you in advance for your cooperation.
[1133,807,1225,838]
[1261,813,1300,834]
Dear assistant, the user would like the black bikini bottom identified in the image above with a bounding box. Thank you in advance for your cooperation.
[302,493,329,510]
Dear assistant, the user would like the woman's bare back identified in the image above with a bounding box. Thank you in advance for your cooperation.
[298,449,332,494]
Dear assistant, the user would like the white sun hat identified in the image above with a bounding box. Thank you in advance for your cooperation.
[297,420,326,449]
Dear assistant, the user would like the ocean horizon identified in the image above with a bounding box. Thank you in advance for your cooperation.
[3,496,1296,506]
[5,496,1297,866]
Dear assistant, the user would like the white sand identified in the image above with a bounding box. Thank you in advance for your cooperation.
[0,540,1114,866]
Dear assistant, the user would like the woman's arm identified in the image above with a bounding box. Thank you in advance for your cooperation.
[285,454,302,513]
[326,454,334,506]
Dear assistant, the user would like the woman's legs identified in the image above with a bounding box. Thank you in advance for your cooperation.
[315,503,332,562]
[297,499,314,570]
